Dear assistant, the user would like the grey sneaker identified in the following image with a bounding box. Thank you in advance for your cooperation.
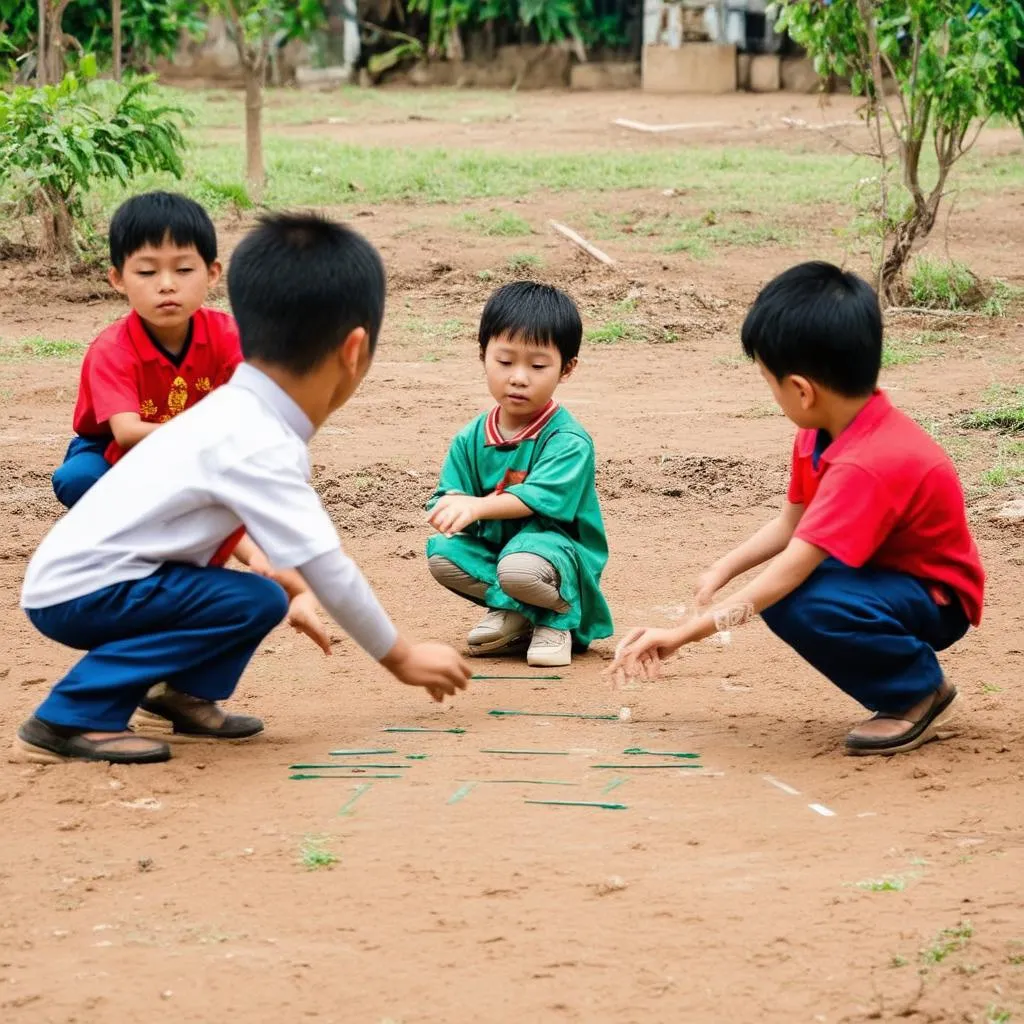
[527,627,572,668]
[467,610,532,655]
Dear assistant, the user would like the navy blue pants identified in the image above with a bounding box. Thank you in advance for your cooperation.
[52,436,111,509]
[761,559,969,714]
[28,564,288,732]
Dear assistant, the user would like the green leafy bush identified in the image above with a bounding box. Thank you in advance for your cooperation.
[0,56,190,261]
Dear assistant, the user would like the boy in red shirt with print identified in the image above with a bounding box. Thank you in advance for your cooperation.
[52,191,242,508]
[612,262,984,757]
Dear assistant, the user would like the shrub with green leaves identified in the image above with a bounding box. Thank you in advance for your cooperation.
[773,1,1024,304]
[0,56,190,262]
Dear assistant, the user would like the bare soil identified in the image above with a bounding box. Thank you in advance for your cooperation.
[1,91,1023,1024]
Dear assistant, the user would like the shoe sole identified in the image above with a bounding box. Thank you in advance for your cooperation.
[845,694,960,757]
[526,650,572,668]
[130,708,265,742]
[11,735,171,765]
[467,630,532,657]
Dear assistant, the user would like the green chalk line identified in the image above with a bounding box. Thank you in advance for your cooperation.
[289,763,408,770]
[383,726,467,734]
[329,749,397,756]
[602,777,628,795]
[479,779,579,786]
[338,783,373,816]
[489,710,619,721]
[525,799,627,810]
[290,773,403,780]
[591,763,703,769]
[447,781,477,804]
[480,749,573,756]
[623,747,700,759]
[472,674,562,681]
[406,754,429,760]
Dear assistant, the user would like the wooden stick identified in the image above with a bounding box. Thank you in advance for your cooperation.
[549,221,615,266]
[613,118,729,133]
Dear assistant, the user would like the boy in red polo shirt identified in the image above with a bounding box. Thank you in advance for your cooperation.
[612,262,984,756]
[52,192,242,508]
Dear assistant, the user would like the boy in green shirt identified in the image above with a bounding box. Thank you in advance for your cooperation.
[426,282,613,667]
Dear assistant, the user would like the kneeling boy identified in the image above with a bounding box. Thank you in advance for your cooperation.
[426,282,613,668]
[612,262,984,756]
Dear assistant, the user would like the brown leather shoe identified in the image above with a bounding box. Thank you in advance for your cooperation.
[15,716,171,764]
[133,683,264,741]
[845,680,959,757]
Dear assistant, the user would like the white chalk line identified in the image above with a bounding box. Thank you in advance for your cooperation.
[762,775,837,817]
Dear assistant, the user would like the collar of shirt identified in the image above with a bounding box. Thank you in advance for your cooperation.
[483,400,559,447]
[126,309,201,366]
[230,363,315,443]
[804,389,892,467]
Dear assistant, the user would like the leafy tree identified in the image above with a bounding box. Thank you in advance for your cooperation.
[208,0,324,202]
[0,55,189,262]
[774,0,1024,304]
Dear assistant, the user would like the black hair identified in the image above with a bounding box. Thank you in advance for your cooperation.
[109,191,218,271]
[741,261,883,397]
[478,281,582,368]
[227,213,385,375]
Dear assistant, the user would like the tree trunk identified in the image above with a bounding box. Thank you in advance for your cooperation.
[37,0,46,85]
[879,196,941,306]
[44,0,72,83]
[244,65,265,204]
[112,0,122,81]
[36,187,76,266]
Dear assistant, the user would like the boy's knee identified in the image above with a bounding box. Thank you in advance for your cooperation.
[52,464,89,509]
[428,555,488,600]
[497,553,569,613]
[247,576,289,630]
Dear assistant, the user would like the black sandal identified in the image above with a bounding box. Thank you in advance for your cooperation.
[15,716,171,765]
[845,684,959,757]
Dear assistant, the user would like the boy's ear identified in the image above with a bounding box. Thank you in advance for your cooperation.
[206,260,223,289]
[789,374,816,410]
[339,326,370,375]
[560,357,578,382]
[108,267,127,295]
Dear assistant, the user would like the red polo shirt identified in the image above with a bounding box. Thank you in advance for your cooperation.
[789,391,984,626]
[73,307,242,465]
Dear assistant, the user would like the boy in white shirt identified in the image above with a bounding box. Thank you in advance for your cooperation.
[17,213,470,765]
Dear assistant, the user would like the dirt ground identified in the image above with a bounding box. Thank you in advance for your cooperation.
[1,91,1023,1024]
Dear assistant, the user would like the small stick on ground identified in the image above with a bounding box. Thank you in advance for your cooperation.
[549,221,615,266]
[613,118,729,133]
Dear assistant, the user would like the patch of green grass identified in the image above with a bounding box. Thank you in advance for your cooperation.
[889,954,909,968]
[662,216,796,259]
[921,921,973,965]
[0,337,85,361]
[981,279,1024,317]
[965,387,1024,432]
[299,837,338,871]
[506,252,542,273]
[585,320,644,345]
[908,257,980,311]
[855,876,907,892]
[979,463,1024,489]
[193,177,254,211]
[986,1007,1012,1024]
[455,209,532,237]
[882,329,960,368]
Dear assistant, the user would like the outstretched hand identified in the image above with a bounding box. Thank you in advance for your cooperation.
[427,494,484,538]
[607,626,684,687]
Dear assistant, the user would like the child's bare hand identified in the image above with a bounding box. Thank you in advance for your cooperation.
[694,566,728,608]
[286,592,332,655]
[428,495,484,537]
[382,641,472,702]
[607,627,682,686]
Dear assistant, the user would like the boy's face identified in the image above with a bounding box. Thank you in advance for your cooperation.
[109,237,221,341]
[757,359,818,428]
[483,333,576,425]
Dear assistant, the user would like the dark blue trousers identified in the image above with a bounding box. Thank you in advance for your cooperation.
[761,559,969,714]
[52,436,111,509]
[28,564,288,732]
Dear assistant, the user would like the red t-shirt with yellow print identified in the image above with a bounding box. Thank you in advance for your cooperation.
[72,307,242,465]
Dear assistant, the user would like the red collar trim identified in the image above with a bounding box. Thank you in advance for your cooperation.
[484,400,559,447]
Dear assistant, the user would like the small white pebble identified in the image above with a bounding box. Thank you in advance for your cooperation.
[618,706,632,721]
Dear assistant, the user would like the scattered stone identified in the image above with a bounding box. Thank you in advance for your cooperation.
[594,876,628,896]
